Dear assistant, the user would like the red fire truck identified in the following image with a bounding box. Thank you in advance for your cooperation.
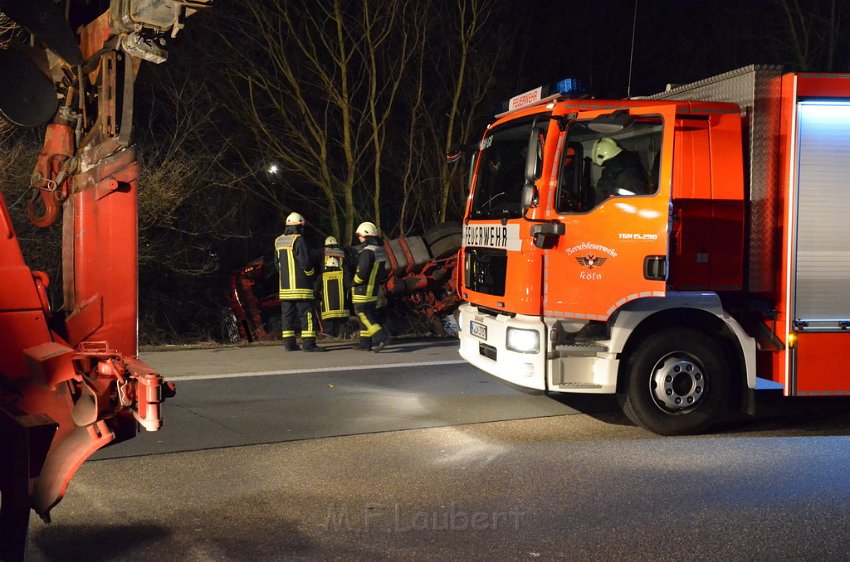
[457,65,850,435]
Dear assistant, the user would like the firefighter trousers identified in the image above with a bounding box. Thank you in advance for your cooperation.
[354,301,387,344]
[281,299,317,340]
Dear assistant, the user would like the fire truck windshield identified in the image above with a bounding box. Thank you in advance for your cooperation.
[470,116,548,219]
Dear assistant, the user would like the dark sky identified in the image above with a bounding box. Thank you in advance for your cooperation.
[501,0,837,99]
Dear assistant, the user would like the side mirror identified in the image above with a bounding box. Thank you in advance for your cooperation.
[531,222,565,249]
[521,182,538,212]
[524,126,540,182]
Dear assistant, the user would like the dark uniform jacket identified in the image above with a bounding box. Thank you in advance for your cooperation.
[596,150,648,203]
[275,227,316,300]
[352,236,387,304]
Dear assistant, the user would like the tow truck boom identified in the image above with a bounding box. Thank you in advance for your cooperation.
[0,1,210,559]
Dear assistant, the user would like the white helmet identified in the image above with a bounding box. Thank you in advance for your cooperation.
[324,236,338,246]
[286,212,305,226]
[591,137,622,166]
[325,256,340,269]
[355,221,378,237]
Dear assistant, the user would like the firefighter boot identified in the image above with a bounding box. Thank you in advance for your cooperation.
[302,338,327,352]
[372,330,391,353]
[283,337,300,351]
[356,337,372,351]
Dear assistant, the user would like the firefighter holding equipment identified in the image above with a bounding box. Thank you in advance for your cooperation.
[591,137,649,202]
[274,212,326,352]
[317,235,350,337]
[352,221,391,352]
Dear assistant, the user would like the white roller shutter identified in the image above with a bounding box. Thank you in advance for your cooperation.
[794,102,850,326]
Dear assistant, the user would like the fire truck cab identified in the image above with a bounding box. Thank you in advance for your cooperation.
[458,66,850,435]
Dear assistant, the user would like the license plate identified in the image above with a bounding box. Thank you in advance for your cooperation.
[470,321,487,340]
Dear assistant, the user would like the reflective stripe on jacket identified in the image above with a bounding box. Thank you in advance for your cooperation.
[275,233,315,300]
[352,239,387,304]
[320,270,348,319]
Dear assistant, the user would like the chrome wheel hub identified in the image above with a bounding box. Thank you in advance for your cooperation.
[650,354,706,412]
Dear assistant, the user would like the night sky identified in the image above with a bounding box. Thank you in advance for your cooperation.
[495,0,846,100]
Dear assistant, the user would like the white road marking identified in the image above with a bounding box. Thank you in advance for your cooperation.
[167,360,468,382]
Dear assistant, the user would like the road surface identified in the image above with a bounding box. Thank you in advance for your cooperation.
[24,339,850,561]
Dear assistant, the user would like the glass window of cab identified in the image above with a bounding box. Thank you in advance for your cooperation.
[556,117,662,214]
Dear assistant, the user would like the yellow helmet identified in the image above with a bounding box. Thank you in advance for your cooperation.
[324,236,338,246]
[591,137,622,166]
[355,221,378,237]
[285,212,305,226]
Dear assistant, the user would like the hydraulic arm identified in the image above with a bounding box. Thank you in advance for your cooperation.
[0,1,211,559]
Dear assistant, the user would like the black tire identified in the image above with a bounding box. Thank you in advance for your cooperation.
[405,236,430,270]
[423,222,462,249]
[388,238,408,275]
[618,328,730,435]
[428,233,462,260]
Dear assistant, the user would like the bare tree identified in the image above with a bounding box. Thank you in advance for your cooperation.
[361,0,425,231]
[206,0,509,242]
[766,0,848,71]
[136,75,246,275]
[426,0,504,223]
[211,1,379,244]
[381,0,506,232]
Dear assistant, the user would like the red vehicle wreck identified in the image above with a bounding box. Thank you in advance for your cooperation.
[225,224,464,343]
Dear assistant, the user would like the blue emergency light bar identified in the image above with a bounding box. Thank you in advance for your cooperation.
[496,77,586,116]
[554,77,584,96]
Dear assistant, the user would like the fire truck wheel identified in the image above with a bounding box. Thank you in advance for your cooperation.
[619,328,729,435]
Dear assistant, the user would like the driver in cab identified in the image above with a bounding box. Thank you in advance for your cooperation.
[591,137,649,204]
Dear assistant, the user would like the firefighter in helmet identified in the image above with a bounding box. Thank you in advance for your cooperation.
[274,212,325,351]
[591,137,648,203]
[352,221,391,352]
[316,235,350,338]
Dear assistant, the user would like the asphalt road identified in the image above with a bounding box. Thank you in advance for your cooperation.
[23,339,850,561]
[93,339,609,459]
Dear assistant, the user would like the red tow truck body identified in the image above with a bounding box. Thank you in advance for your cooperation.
[0,1,210,558]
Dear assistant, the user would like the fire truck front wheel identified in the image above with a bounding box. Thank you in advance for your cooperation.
[619,328,730,435]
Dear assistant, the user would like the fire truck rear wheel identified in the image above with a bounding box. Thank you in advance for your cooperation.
[619,328,729,435]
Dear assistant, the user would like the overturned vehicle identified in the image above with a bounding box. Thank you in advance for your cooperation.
[225,223,463,343]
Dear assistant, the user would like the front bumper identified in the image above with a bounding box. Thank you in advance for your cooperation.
[457,303,547,391]
[458,303,621,394]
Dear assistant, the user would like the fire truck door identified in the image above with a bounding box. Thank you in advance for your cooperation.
[543,105,676,320]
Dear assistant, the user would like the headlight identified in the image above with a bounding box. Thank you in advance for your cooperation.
[506,328,539,353]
